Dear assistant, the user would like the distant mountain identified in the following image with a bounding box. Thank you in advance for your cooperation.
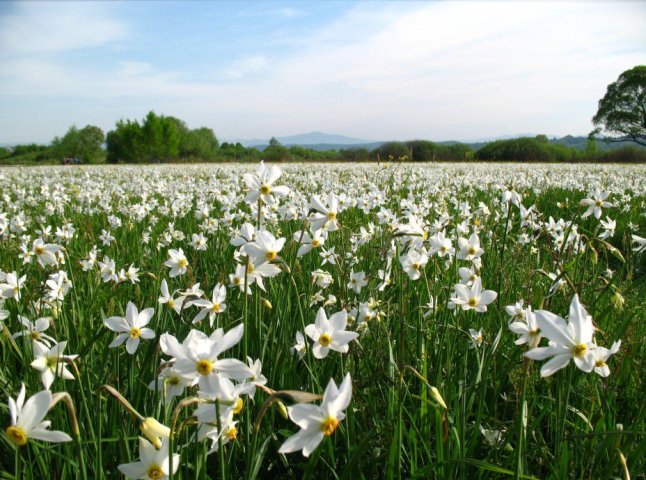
[234,131,374,148]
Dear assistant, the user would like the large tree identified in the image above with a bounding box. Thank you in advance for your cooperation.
[51,125,105,163]
[592,66,646,146]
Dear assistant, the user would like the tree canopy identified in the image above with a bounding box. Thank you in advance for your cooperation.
[592,65,646,146]
[51,125,105,163]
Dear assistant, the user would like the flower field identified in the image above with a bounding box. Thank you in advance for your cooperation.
[1,162,645,479]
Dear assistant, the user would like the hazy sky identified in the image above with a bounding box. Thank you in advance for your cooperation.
[1,1,645,144]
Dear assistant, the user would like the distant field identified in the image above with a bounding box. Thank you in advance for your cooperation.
[1,162,645,479]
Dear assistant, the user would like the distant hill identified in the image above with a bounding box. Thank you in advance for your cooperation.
[239,131,374,148]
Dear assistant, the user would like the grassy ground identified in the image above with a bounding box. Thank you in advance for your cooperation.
[0,163,644,479]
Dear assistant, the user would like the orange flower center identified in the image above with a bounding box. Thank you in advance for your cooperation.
[321,416,340,436]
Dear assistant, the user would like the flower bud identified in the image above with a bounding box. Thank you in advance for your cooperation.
[140,417,170,449]
[430,386,448,410]
[261,298,272,309]
[277,401,289,420]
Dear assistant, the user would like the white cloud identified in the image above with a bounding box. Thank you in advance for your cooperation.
[224,56,269,79]
[0,2,126,56]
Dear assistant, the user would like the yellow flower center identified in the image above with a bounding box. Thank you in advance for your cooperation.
[319,333,332,347]
[45,356,58,369]
[412,263,421,271]
[130,327,141,339]
[312,239,321,248]
[233,398,244,415]
[440,245,447,253]
[35,246,44,255]
[259,184,271,195]
[196,359,214,376]
[595,200,603,207]
[167,376,180,386]
[233,277,241,286]
[178,258,188,268]
[468,246,477,255]
[595,360,606,368]
[423,231,429,240]
[265,251,277,261]
[211,303,221,312]
[529,329,539,337]
[327,211,337,221]
[226,426,238,441]
[147,465,164,480]
[468,297,478,307]
[321,416,340,436]
[572,343,587,358]
[30,331,41,340]
[167,300,175,309]
[5,426,28,446]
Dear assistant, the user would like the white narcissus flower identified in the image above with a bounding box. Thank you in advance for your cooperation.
[294,229,326,257]
[310,192,340,232]
[31,238,62,268]
[449,277,497,312]
[524,294,611,377]
[104,302,156,354]
[347,271,367,294]
[631,234,646,254]
[158,279,186,314]
[598,217,616,240]
[31,341,78,390]
[279,373,352,457]
[468,328,484,348]
[164,248,189,277]
[189,232,208,251]
[305,308,358,359]
[4,384,72,446]
[291,331,307,360]
[117,437,179,480]
[399,249,428,280]
[191,284,227,327]
[242,161,290,205]
[11,316,57,347]
[242,230,285,265]
[508,308,542,349]
[0,271,27,301]
[580,189,613,219]
[428,232,455,258]
[591,340,621,377]
[159,324,252,394]
[457,233,484,261]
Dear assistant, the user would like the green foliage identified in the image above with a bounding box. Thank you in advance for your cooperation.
[51,125,105,163]
[181,127,219,160]
[592,65,646,146]
[374,141,410,161]
[476,137,582,162]
[341,147,370,162]
[106,112,219,163]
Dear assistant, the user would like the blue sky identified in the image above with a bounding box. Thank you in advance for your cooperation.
[0,1,645,144]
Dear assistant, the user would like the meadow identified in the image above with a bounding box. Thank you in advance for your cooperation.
[0,162,645,479]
